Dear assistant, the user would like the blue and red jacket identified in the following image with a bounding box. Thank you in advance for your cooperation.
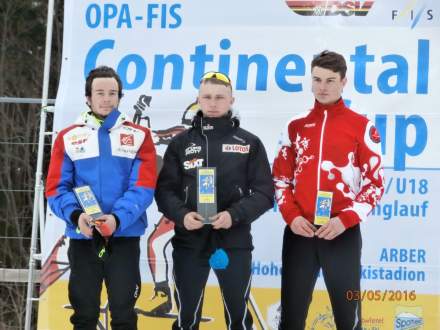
[46,109,157,239]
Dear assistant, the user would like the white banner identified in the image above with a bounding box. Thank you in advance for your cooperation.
[39,1,440,329]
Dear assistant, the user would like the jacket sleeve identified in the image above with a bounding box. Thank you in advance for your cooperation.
[272,124,303,225]
[46,130,82,226]
[154,138,191,227]
[111,128,157,231]
[227,138,274,225]
[338,121,385,228]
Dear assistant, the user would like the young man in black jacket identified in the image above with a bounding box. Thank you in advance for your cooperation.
[155,71,274,330]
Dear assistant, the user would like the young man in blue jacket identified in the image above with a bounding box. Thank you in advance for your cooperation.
[155,72,274,330]
[46,66,156,330]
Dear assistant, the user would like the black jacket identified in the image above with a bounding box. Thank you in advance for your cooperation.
[155,111,274,251]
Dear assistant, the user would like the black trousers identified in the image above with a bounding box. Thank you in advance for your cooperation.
[172,247,253,330]
[279,225,362,330]
[67,237,141,330]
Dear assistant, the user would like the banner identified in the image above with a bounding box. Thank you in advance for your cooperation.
[38,1,440,329]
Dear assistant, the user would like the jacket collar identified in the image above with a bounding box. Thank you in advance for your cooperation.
[77,108,129,130]
[312,98,346,117]
[192,110,239,136]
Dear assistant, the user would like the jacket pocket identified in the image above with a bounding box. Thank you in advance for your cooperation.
[228,184,245,205]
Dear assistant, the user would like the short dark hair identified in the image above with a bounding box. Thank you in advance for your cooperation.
[85,66,123,99]
[311,50,347,79]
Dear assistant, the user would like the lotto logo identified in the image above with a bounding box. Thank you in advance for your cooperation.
[222,144,250,154]
[120,134,134,146]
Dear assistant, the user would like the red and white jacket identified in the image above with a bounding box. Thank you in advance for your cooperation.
[272,99,384,229]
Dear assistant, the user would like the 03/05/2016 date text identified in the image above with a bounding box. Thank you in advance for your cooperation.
[346,290,417,302]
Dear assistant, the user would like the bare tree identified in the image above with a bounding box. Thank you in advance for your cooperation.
[0,0,63,328]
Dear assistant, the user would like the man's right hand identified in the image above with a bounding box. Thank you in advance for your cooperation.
[289,216,316,237]
[183,212,204,231]
[78,213,93,238]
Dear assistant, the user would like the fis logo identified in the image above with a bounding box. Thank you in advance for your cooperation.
[285,0,375,16]
[391,1,434,29]
[394,306,423,330]
[183,158,204,170]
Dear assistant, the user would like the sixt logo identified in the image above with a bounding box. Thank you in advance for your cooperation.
[391,1,434,29]
[183,158,204,170]
[285,0,375,16]
[394,306,423,330]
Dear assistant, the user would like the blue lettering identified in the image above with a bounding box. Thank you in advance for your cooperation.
[152,54,184,89]
[394,115,427,171]
[169,4,182,29]
[161,4,167,28]
[351,45,375,94]
[218,39,231,76]
[103,4,118,28]
[82,38,430,98]
[84,39,115,78]
[117,54,147,89]
[117,4,132,28]
[85,4,100,28]
[378,54,408,94]
[275,54,305,92]
[190,44,214,88]
[417,39,429,94]
[237,54,268,91]
[147,4,160,28]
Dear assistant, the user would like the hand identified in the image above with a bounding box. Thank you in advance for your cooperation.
[289,216,316,237]
[315,216,346,240]
[211,211,232,230]
[94,214,117,237]
[183,212,204,231]
[78,213,93,238]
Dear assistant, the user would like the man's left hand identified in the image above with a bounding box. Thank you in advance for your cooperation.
[94,214,117,237]
[211,211,232,230]
[315,216,346,240]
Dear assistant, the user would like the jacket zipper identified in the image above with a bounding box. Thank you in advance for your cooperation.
[316,110,328,191]
[200,117,209,167]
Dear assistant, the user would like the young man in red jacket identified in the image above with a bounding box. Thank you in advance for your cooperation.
[272,51,384,330]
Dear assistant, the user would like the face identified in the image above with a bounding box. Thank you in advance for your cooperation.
[86,77,120,118]
[311,66,347,105]
[197,81,234,118]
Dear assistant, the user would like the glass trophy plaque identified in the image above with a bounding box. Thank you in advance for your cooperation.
[73,185,103,221]
[197,167,217,224]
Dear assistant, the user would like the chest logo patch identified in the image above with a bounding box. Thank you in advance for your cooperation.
[369,126,381,143]
[183,158,204,170]
[120,133,134,146]
[185,143,202,156]
[222,144,250,154]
